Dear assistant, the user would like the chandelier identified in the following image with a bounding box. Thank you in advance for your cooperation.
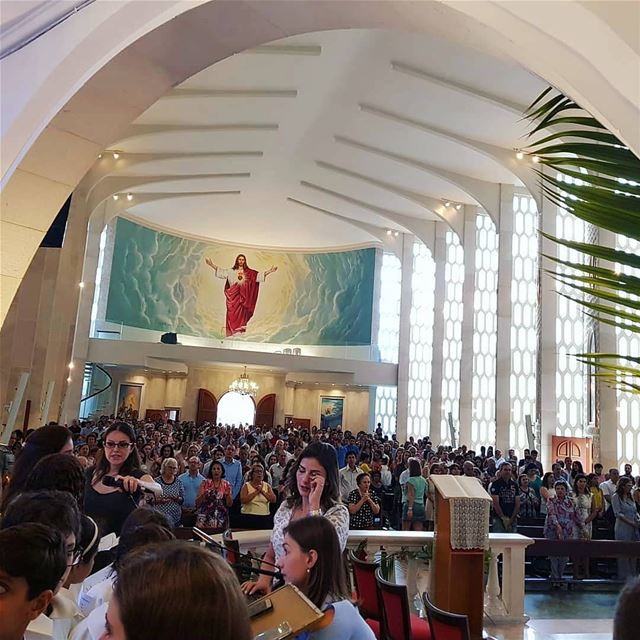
[229,366,258,396]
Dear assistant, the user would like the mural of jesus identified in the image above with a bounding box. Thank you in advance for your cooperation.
[205,254,277,337]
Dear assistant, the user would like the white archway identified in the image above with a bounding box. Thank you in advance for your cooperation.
[1,0,638,324]
[217,391,256,427]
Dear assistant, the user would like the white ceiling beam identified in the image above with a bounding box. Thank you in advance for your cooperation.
[87,173,250,212]
[244,45,322,56]
[300,181,448,242]
[314,160,464,238]
[103,191,242,222]
[116,123,279,142]
[359,103,542,210]
[333,135,501,226]
[390,61,527,115]
[286,197,389,250]
[165,89,298,99]
[82,151,263,192]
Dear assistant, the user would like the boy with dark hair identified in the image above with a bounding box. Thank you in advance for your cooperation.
[1,490,82,638]
[0,523,67,640]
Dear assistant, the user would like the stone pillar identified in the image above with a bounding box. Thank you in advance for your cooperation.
[396,233,414,444]
[537,187,558,469]
[429,223,448,446]
[597,229,619,470]
[495,185,514,449]
[458,206,477,446]
[61,200,106,423]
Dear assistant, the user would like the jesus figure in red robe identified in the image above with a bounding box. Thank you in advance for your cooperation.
[205,254,277,337]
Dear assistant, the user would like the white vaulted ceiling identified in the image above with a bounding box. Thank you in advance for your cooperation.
[98,28,547,249]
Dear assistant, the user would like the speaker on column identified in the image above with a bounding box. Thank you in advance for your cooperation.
[160,332,177,344]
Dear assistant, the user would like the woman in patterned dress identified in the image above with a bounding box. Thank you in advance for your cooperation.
[347,472,381,530]
[195,460,233,530]
[152,457,185,527]
[544,481,580,584]
[240,442,349,596]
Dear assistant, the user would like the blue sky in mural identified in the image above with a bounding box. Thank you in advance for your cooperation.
[105,217,375,345]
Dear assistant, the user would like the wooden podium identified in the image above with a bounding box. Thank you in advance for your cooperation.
[430,476,491,639]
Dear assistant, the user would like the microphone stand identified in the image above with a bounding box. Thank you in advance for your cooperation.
[192,527,284,585]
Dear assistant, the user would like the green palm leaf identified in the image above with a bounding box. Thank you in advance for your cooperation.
[525,88,640,393]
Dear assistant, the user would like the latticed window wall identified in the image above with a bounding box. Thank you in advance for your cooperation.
[510,195,538,451]
[375,386,398,438]
[616,234,640,474]
[555,177,588,437]
[374,252,401,435]
[407,240,436,441]
[376,252,402,364]
[471,213,498,451]
[441,230,464,445]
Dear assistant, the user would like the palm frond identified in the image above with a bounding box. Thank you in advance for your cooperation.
[525,88,640,393]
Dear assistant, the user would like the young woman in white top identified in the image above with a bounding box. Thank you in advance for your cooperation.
[241,442,349,595]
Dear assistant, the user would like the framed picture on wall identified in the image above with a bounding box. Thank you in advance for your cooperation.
[320,396,344,429]
[116,383,143,420]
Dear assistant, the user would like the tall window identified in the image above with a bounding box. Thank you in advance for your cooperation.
[376,252,402,363]
[441,230,464,445]
[375,386,397,437]
[471,213,498,450]
[616,233,640,474]
[407,240,435,440]
[555,176,588,437]
[90,226,108,337]
[510,194,538,451]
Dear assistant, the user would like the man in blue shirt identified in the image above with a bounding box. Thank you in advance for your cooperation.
[221,444,243,499]
[178,455,205,527]
[179,456,205,509]
[334,433,348,469]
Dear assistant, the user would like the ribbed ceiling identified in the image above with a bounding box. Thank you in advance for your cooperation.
[102,28,547,249]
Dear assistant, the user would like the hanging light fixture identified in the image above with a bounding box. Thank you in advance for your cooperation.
[229,366,259,396]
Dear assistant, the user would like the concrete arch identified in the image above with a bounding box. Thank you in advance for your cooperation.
[1,0,638,324]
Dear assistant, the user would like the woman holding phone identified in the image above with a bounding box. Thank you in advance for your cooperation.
[241,442,349,595]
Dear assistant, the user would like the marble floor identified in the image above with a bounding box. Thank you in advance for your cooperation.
[485,618,613,640]
[485,593,616,640]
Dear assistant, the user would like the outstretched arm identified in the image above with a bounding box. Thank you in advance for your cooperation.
[264,265,278,277]
[205,258,218,270]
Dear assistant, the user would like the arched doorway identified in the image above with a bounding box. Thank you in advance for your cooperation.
[217,391,256,427]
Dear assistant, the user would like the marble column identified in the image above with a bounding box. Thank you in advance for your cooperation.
[495,185,514,450]
[458,206,477,446]
[597,229,619,470]
[429,223,448,446]
[61,200,107,423]
[537,186,558,469]
[396,233,415,444]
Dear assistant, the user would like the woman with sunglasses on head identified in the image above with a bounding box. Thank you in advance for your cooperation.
[84,422,161,536]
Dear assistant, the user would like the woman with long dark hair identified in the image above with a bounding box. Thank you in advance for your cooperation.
[2,424,73,509]
[241,441,349,595]
[84,422,160,535]
[612,477,640,579]
[277,517,375,639]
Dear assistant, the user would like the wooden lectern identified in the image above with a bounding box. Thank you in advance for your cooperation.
[430,476,491,639]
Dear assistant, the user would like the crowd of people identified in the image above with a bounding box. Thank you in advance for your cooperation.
[0,415,639,639]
